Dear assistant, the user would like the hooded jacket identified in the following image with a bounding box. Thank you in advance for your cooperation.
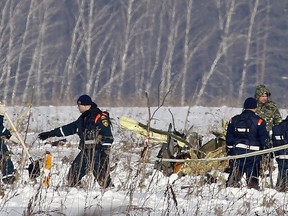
[254,84,282,131]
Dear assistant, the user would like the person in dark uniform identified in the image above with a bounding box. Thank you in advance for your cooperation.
[226,97,269,190]
[38,95,114,188]
[0,103,20,184]
[272,116,288,192]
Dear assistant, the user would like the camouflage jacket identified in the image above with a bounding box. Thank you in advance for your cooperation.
[256,101,282,131]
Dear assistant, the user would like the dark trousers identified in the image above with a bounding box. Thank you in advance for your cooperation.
[227,156,261,186]
[0,140,15,178]
[67,146,111,188]
[276,159,288,191]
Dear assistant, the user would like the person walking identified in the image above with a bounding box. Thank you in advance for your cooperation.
[38,95,114,188]
[0,103,20,184]
[272,116,288,192]
[226,97,269,190]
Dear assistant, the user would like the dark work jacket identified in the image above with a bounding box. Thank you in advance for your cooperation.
[0,115,12,139]
[226,110,268,156]
[50,103,113,150]
[272,116,288,161]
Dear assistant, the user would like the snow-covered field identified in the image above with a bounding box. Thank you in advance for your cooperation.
[1,105,288,216]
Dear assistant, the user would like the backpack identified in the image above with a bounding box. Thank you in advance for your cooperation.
[233,115,254,139]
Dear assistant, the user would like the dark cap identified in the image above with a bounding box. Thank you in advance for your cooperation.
[77,94,92,105]
[243,97,257,109]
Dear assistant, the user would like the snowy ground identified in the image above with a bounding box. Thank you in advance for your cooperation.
[1,105,288,216]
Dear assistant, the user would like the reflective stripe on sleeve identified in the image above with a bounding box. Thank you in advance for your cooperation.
[60,127,65,136]
[2,127,7,133]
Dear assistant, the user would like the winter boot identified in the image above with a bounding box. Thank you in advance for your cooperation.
[226,180,241,188]
[247,182,260,190]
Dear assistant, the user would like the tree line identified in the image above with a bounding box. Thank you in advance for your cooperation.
[0,0,287,107]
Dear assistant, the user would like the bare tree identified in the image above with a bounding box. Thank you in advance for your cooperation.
[60,0,85,101]
[0,0,287,107]
[11,1,34,104]
[116,0,134,103]
[238,0,260,101]
[257,0,270,85]
[180,0,193,106]
[194,0,240,105]
[160,1,179,96]
[144,2,164,96]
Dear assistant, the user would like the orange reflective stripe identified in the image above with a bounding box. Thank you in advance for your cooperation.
[258,119,263,125]
[94,112,108,124]
[94,114,101,124]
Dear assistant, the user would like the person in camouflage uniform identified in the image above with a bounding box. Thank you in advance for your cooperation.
[254,84,282,132]
[254,84,282,185]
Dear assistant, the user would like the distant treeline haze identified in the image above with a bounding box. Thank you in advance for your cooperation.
[0,0,287,107]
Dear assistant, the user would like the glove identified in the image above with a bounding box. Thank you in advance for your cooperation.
[0,103,6,116]
[38,131,54,141]
[9,135,20,144]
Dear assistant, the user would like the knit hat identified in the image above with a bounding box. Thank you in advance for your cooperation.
[243,97,257,109]
[77,94,92,105]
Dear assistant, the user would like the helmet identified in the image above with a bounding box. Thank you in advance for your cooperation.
[254,84,271,100]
